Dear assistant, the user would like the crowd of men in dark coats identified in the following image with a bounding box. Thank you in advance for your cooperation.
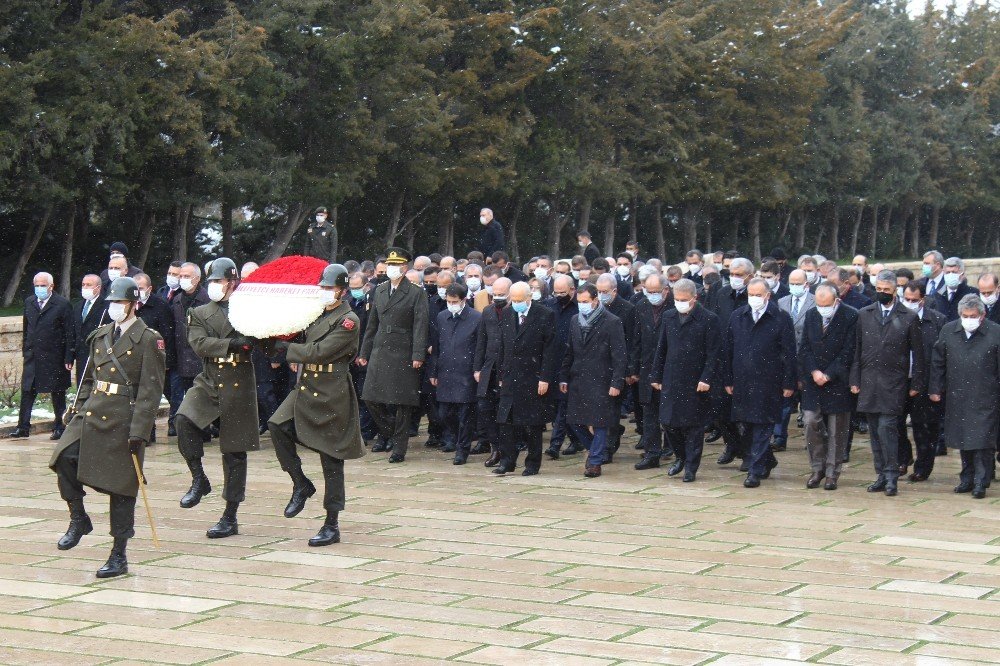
[10,211,1000,500]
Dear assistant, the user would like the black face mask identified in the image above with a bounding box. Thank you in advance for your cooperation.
[556,294,572,305]
[374,275,389,285]
[425,283,437,295]
[875,291,894,306]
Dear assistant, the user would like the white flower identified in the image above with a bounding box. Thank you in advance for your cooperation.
[229,283,326,338]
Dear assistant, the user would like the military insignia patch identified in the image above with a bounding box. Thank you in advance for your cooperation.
[341,318,355,331]
[157,339,166,350]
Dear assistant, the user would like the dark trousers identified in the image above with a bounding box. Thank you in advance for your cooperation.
[18,387,66,430]
[573,425,609,467]
[608,396,624,454]
[477,382,500,446]
[366,401,413,456]
[169,373,194,427]
[176,414,246,503]
[54,440,136,538]
[350,365,377,440]
[499,423,543,472]
[866,412,900,482]
[899,394,941,477]
[666,425,704,474]
[438,401,476,455]
[773,393,797,446]
[269,420,346,512]
[421,391,443,441]
[640,394,670,459]
[741,422,777,477]
[256,381,280,429]
[959,449,993,490]
[549,395,580,450]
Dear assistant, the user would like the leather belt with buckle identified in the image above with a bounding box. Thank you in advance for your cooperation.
[94,381,129,396]
[304,363,344,372]
[211,353,248,364]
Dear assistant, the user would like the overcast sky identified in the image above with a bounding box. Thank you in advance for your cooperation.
[908,0,984,15]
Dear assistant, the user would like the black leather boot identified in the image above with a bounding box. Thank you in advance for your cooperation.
[284,469,316,518]
[308,512,341,547]
[207,501,239,538]
[96,537,129,578]
[57,500,93,550]
[180,458,212,508]
[484,444,501,468]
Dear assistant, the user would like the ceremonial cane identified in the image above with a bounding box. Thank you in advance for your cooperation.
[132,452,160,548]
[67,310,108,417]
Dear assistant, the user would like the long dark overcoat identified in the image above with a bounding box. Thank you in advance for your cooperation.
[650,304,720,428]
[430,306,481,404]
[21,294,73,393]
[359,277,429,407]
[560,309,627,428]
[723,302,797,424]
[798,304,858,415]
[495,304,559,426]
[849,302,926,415]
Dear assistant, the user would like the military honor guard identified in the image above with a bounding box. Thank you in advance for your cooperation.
[50,277,166,578]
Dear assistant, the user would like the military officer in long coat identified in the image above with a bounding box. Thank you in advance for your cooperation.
[303,206,338,262]
[175,257,260,538]
[930,294,1000,499]
[50,277,165,578]
[269,264,365,545]
[358,247,429,463]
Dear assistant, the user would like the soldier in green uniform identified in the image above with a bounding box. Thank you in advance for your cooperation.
[358,247,429,463]
[175,257,260,538]
[303,206,338,262]
[50,277,166,578]
[268,264,366,546]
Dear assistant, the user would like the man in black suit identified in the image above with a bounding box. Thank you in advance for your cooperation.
[710,257,753,466]
[634,272,674,469]
[156,261,184,304]
[921,250,946,299]
[71,274,108,385]
[683,250,705,287]
[760,260,789,301]
[613,253,637,301]
[979,273,1000,325]
[479,208,505,257]
[491,251,525,283]
[348,272,377,443]
[9,272,74,440]
[596,273,636,461]
[927,256,978,322]
[98,241,142,288]
[543,275,582,458]
[493,282,560,476]
[850,269,926,497]
[577,230,601,266]
[169,262,210,436]
[474,277,511,466]
[134,272,176,441]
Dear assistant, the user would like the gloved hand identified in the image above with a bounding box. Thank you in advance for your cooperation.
[228,336,253,353]
[128,437,144,454]
[274,340,290,353]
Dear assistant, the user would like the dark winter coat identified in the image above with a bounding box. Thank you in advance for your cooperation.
[430,305,481,404]
[136,294,176,370]
[171,287,210,378]
[849,302,926,416]
[72,296,109,372]
[479,220,505,257]
[474,302,505,397]
[632,298,671,405]
[21,294,73,393]
[605,295,637,372]
[359,277,429,407]
[722,302,797,424]
[927,282,978,322]
[303,220,338,262]
[560,308,627,428]
[582,243,601,266]
[930,319,1000,451]
[650,304,720,428]
[495,303,559,426]
[798,304,858,415]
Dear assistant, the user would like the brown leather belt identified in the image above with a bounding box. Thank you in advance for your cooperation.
[94,380,130,396]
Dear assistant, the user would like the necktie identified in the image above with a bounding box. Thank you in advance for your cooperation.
[882,309,890,322]
[82,300,91,321]
[519,313,526,326]
[113,327,122,343]
[791,298,800,320]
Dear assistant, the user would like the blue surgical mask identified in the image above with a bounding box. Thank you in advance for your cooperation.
[350,288,365,300]
[921,264,933,277]
[34,286,49,300]
[598,292,613,305]
[511,301,528,314]
[789,284,806,298]
[646,292,663,306]
[578,302,593,316]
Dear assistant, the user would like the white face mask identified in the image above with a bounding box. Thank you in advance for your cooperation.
[764,277,777,290]
[480,216,488,225]
[437,287,447,300]
[579,241,587,248]
[981,292,998,307]
[81,287,96,301]
[615,265,631,277]
[386,266,402,281]
[804,271,817,283]
[748,295,767,312]
[447,302,463,315]
[896,286,905,299]
[207,282,226,302]
[466,277,481,291]
[139,289,151,303]
[531,290,542,301]
[534,268,549,281]
[107,269,122,280]
[166,275,180,289]
[316,215,327,223]
[108,302,129,323]
[687,263,701,275]
[179,277,194,292]
[869,274,878,287]
[674,299,691,313]
[961,316,981,333]
[318,289,337,305]
[943,273,961,289]
[789,283,806,297]
[729,276,746,291]
[571,270,580,280]
[816,304,836,319]
[485,285,494,295]
[902,300,921,312]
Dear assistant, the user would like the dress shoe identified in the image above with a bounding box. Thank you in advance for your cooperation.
[6,427,29,439]
[739,459,750,473]
[284,480,316,518]
[954,483,973,494]
[704,428,722,443]
[584,465,602,478]
[884,483,898,497]
[441,444,457,453]
[50,427,64,441]
[167,424,177,437]
[408,428,419,438]
[562,443,584,455]
[824,479,838,490]
[667,460,685,476]
[453,455,467,465]
[935,444,948,456]
[796,413,804,428]
[898,464,908,476]
[492,463,515,475]
[96,539,129,579]
[806,472,825,489]
[545,447,561,460]
[484,448,501,467]
[424,438,441,448]
[662,449,675,461]
[387,453,405,463]
[634,456,660,470]
[857,421,868,435]
[867,477,887,492]
[908,472,927,482]
[682,471,696,482]
[309,514,340,546]
[469,442,490,455]
[634,441,645,450]
[770,442,786,452]
[971,487,986,499]
[207,517,239,538]
[521,469,539,476]
[762,457,778,479]
[841,452,850,463]
[743,475,761,488]
[717,448,736,465]
[371,438,390,453]
[180,475,212,509]
[57,514,93,550]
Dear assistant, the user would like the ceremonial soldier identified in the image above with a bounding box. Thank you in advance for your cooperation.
[174,257,260,538]
[268,264,365,546]
[50,277,165,578]
[303,206,339,262]
[358,247,429,463]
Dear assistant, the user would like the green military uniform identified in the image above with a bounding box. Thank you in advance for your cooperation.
[303,220,338,262]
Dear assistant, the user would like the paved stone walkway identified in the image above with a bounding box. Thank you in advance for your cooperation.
[1,419,998,665]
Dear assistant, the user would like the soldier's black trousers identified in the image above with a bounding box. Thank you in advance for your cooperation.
[269,420,346,512]
[54,440,136,538]
[176,414,246,503]
[499,424,543,473]
[366,401,413,456]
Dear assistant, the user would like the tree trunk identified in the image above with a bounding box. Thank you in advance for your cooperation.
[438,198,454,256]
[578,193,592,233]
[795,209,806,251]
[263,202,310,263]
[508,196,523,263]
[654,202,666,260]
[909,208,921,258]
[683,203,699,251]
[828,204,840,260]
[220,193,235,258]
[547,198,567,259]
[897,204,911,256]
[603,210,616,258]
[750,208,762,262]
[628,195,638,244]
[382,190,405,248]
[404,212,416,253]
[3,206,53,307]
[777,209,792,244]
[704,216,713,253]
[847,205,864,259]
[135,210,156,270]
[928,203,940,249]
[963,218,976,251]
[812,224,825,255]
[729,211,740,249]
[172,204,191,262]
[58,202,77,299]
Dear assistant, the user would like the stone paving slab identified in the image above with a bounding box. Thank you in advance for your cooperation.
[0,416,997,664]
